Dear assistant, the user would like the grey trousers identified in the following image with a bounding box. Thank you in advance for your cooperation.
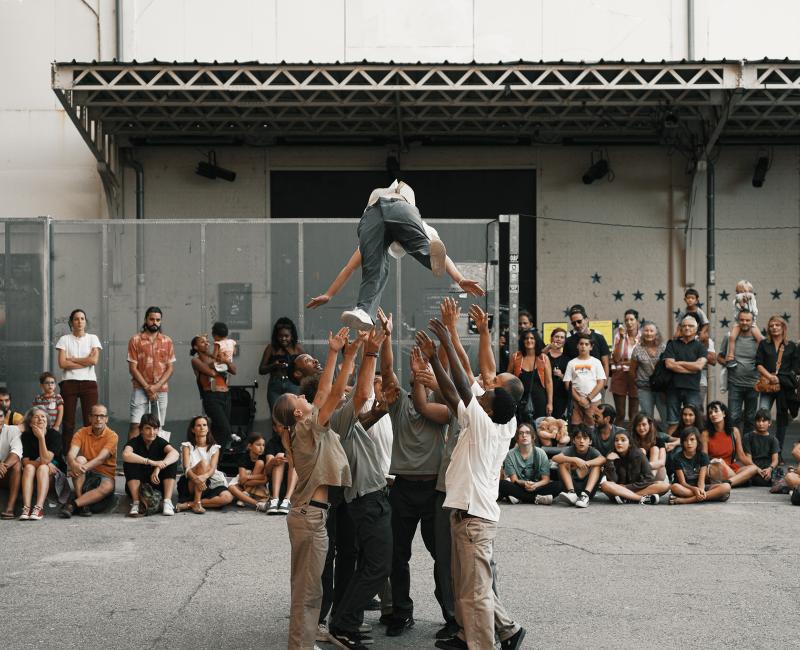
[356,198,433,319]
[287,505,329,650]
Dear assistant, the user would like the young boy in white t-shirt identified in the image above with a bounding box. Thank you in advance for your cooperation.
[563,332,607,427]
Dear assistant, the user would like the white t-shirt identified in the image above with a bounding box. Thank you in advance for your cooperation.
[563,356,607,402]
[55,333,102,381]
[443,390,515,522]
[388,222,439,260]
[0,424,22,460]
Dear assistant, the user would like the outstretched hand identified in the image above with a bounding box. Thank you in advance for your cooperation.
[410,346,430,373]
[440,296,460,329]
[365,326,386,354]
[306,294,330,309]
[328,327,350,352]
[468,304,490,333]
[344,332,367,358]
[459,279,485,297]
[377,307,393,336]
[428,318,451,344]
[415,331,436,359]
[414,368,439,392]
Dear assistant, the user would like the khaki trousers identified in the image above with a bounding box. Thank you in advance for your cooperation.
[450,511,518,649]
[287,505,329,649]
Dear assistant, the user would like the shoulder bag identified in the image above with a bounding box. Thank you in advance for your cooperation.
[754,344,783,393]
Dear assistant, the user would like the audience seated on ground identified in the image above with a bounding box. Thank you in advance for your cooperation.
[591,404,625,457]
[599,429,669,505]
[741,409,781,487]
[19,407,64,521]
[177,415,233,514]
[667,427,731,505]
[553,425,605,508]
[786,442,800,504]
[631,414,668,482]
[227,433,271,512]
[498,423,559,505]
[702,401,759,488]
[534,417,569,448]
[0,408,22,519]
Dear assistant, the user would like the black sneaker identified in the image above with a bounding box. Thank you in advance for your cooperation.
[365,598,381,611]
[435,622,461,640]
[59,501,76,519]
[434,637,468,650]
[501,627,527,650]
[78,505,93,517]
[385,616,414,637]
[329,626,370,649]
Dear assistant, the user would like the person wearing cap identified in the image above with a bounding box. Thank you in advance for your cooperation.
[306,180,485,331]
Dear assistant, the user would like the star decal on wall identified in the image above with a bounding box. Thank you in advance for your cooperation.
[794,287,800,299]
[698,301,704,309]
[719,290,730,302]
[591,273,602,284]
[563,307,571,317]
[719,318,730,328]
[771,289,782,300]
[633,290,644,301]
[612,290,624,301]
[613,320,621,329]
[655,290,666,301]
[782,312,792,321]
[673,309,681,319]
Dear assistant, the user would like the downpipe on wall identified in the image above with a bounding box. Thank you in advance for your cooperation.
[122,155,145,320]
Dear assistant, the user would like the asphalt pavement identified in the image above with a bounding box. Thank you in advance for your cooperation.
[1,481,799,650]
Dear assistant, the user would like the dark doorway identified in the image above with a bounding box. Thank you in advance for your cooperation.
[270,169,536,315]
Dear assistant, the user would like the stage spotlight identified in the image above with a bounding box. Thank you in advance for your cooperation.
[195,151,236,182]
[752,155,769,188]
[582,158,610,184]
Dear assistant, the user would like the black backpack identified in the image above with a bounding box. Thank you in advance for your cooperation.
[649,359,673,393]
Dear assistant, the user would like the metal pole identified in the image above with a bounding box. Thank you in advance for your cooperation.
[200,223,207,333]
[297,222,304,343]
[101,224,110,407]
[44,218,53,371]
[490,221,500,361]
[706,161,716,400]
[507,214,520,354]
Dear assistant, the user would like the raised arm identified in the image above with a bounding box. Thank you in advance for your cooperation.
[440,297,474,379]
[313,327,350,409]
[416,331,460,414]
[468,304,496,387]
[306,247,361,309]
[377,308,399,387]
[319,333,364,425]
[410,346,450,425]
[354,328,385,415]
[429,318,473,406]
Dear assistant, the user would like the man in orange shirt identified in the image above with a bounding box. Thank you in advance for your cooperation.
[60,403,118,518]
[127,306,175,439]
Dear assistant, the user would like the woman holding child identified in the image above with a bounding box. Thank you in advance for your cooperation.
[190,335,236,447]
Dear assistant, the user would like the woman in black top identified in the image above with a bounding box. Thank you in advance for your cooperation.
[755,315,798,454]
[547,327,570,420]
[599,429,668,504]
[19,407,65,521]
[259,317,305,410]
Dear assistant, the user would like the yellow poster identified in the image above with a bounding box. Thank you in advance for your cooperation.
[542,322,569,342]
[542,320,613,348]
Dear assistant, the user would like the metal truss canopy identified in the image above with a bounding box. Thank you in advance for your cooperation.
[51,59,800,175]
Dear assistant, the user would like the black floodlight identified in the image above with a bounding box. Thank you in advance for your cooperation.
[752,153,770,188]
[196,151,236,182]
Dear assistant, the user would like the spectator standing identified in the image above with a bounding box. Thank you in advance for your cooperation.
[717,309,760,434]
[755,315,798,454]
[629,321,666,423]
[127,306,175,439]
[673,288,709,337]
[507,329,552,422]
[0,409,22,519]
[662,316,707,436]
[18,408,64,521]
[60,404,118,518]
[564,305,611,381]
[0,388,24,426]
[563,333,606,427]
[55,308,101,448]
[259,317,304,410]
[610,309,641,425]
[31,372,64,431]
[190,335,236,447]
[547,327,570,420]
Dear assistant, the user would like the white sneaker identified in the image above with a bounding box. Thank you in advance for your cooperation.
[358,623,372,634]
[341,308,374,331]
[267,498,279,515]
[162,501,175,516]
[534,494,553,505]
[316,623,331,642]
[127,503,140,518]
[278,498,291,514]
[558,491,578,506]
[429,238,447,277]
[507,495,520,504]
[575,492,590,508]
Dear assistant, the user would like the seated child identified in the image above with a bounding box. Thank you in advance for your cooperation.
[724,280,764,368]
[534,417,570,448]
[786,441,800,504]
[742,408,780,487]
[667,427,731,505]
[264,421,295,515]
[227,433,270,510]
[552,425,605,508]
[600,429,669,505]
